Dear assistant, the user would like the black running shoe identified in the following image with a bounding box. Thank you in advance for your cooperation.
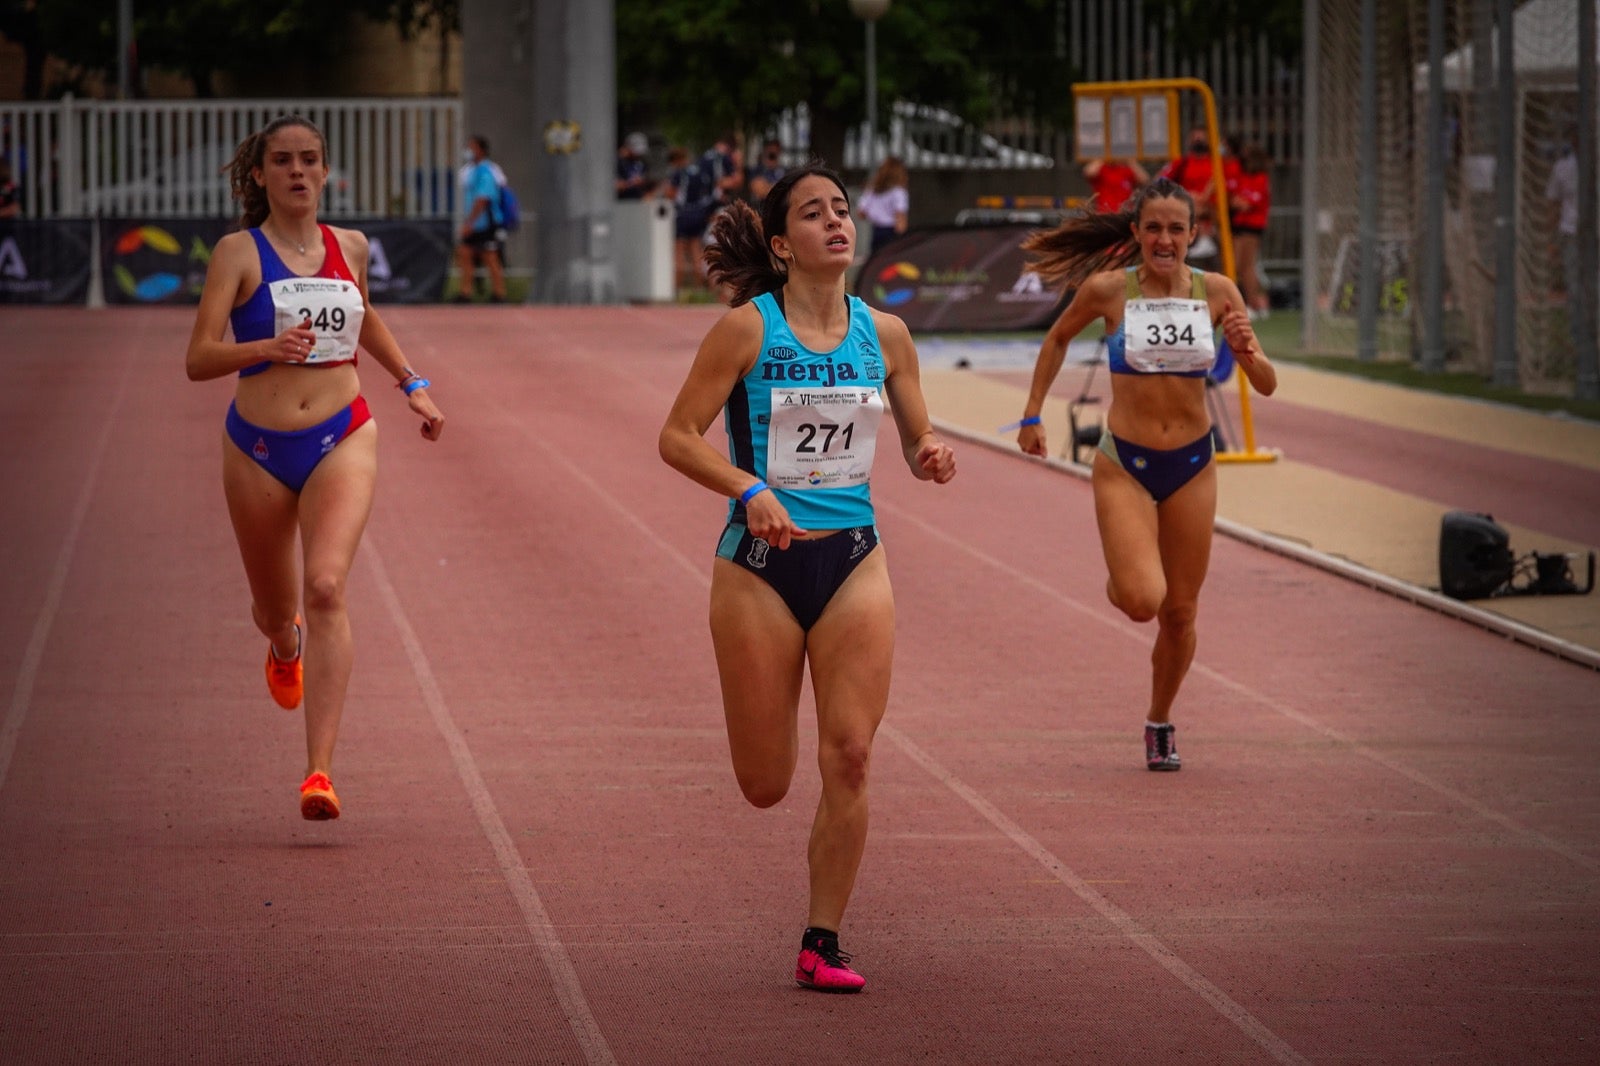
[1145,723,1182,771]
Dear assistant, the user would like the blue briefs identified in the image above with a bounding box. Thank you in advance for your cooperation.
[1098,428,1214,504]
[716,523,879,631]
[226,396,371,493]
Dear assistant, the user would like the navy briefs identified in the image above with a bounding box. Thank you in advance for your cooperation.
[1097,428,1214,504]
[716,523,879,631]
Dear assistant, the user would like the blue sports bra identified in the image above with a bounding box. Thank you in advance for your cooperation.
[1105,267,1211,378]
[231,225,360,378]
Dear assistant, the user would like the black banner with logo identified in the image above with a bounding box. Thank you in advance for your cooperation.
[0,220,94,304]
[98,217,453,305]
[854,224,1068,333]
[356,219,451,303]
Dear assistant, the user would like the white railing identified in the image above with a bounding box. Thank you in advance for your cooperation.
[1,96,463,219]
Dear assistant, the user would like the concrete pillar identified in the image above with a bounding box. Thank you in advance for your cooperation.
[460,0,616,302]
[460,0,540,277]
[529,0,617,303]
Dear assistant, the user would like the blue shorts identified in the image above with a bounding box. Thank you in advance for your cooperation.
[226,396,371,493]
[716,523,879,631]
[1098,428,1214,504]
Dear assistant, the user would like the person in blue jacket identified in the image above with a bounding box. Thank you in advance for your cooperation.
[453,134,506,303]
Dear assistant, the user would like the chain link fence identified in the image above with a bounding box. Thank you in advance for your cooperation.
[1307,0,1595,391]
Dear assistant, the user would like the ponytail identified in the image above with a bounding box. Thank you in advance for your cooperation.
[704,201,783,307]
[1021,176,1196,289]
[703,161,851,307]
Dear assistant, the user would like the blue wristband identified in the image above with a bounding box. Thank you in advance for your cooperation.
[737,480,769,506]
[998,415,1042,432]
[402,377,431,395]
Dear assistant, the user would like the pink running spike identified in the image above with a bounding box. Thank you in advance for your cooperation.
[795,940,866,993]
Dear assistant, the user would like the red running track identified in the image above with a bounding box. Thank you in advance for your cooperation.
[1,306,1596,1065]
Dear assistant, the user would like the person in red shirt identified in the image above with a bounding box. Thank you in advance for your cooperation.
[1082,157,1149,213]
[1228,142,1272,318]
[1159,128,1225,260]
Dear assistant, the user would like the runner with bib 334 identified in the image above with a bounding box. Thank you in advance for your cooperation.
[1013,177,1276,772]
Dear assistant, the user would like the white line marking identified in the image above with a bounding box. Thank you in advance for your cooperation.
[882,722,1311,1066]
[363,544,617,1066]
[498,418,1307,1061]
[880,497,1600,874]
[934,417,1600,671]
[1,357,131,793]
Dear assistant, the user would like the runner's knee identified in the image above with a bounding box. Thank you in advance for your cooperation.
[1110,579,1163,623]
[737,772,790,809]
[818,737,872,795]
[303,570,348,615]
[1157,597,1199,633]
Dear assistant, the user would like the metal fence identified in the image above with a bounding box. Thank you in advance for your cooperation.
[1,96,463,220]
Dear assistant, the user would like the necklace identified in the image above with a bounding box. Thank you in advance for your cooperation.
[269,223,308,255]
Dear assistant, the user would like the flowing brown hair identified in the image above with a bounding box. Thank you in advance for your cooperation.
[224,115,328,231]
[1021,177,1196,289]
[704,162,850,307]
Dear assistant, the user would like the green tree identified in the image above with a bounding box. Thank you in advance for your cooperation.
[617,0,1078,162]
[1143,0,1302,62]
[30,0,456,98]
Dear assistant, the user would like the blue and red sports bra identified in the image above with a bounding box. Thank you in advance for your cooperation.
[231,224,363,378]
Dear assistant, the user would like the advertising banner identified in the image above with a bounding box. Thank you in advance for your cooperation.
[357,219,451,304]
[854,225,1068,333]
[0,220,94,304]
[101,218,229,304]
[98,218,453,305]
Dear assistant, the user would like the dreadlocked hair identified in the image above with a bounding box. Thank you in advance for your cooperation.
[703,201,780,307]
[1021,177,1196,289]
[225,115,327,231]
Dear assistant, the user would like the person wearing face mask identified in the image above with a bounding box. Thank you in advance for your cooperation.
[616,131,651,200]
[1160,127,1224,262]
[453,134,507,303]
[1014,178,1276,772]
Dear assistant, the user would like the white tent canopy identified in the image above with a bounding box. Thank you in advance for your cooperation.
[1416,0,1598,92]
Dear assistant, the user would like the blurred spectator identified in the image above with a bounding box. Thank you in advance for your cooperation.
[1082,157,1149,213]
[453,134,506,303]
[1228,142,1272,318]
[857,155,909,258]
[746,137,786,207]
[616,131,651,200]
[1546,127,1583,352]
[0,157,20,218]
[667,146,716,292]
[705,134,745,206]
[1160,127,1222,261]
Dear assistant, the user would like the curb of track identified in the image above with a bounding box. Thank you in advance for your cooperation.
[934,417,1600,673]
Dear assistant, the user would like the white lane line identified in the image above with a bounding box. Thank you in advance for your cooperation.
[882,721,1310,1066]
[1,356,131,793]
[363,543,618,1066]
[879,497,1600,875]
[505,427,1307,1062]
